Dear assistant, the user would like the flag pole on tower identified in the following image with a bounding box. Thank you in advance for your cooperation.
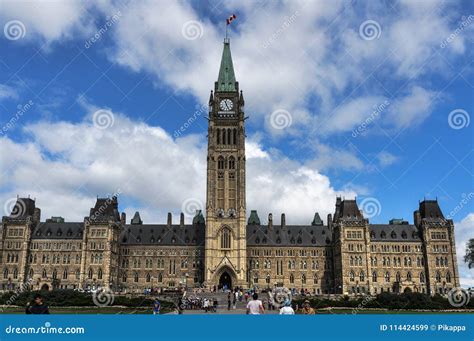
[225,14,237,41]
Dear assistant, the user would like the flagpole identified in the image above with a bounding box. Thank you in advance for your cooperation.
[225,22,228,41]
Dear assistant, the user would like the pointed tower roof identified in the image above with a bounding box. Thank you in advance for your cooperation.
[311,212,323,226]
[216,39,236,92]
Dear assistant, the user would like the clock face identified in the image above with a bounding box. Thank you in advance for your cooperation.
[219,99,233,111]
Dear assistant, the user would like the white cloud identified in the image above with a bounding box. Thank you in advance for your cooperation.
[454,213,474,288]
[0,84,18,100]
[376,151,398,167]
[387,86,436,129]
[1,110,353,225]
[1,1,468,137]
[0,0,93,44]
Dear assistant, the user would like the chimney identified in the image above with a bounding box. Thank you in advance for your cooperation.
[33,207,41,224]
[414,210,421,227]
[268,213,273,229]
[180,212,185,228]
[327,214,332,231]
[121,212,126,225]
[281,213,286,228]
[167,212,172,227]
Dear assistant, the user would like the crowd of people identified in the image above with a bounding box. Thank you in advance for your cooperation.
[21,288,317,315]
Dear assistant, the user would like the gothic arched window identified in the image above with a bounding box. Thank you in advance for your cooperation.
[360,271,365,282]
[289,273,294,284]
[227,128,231,144]
[63,268,68,279]
[406,271,412,281]
[218,156,225,170]
[88,268,93,279]
[98,268,103,280]
[420,272,425,283]
[385,272,390,283]
[435,271,441,283]
[372,271,377,282]
[134,272,139,282]
[222,129,226,145]
[395,272,401,282]
[349,270,355,282]
[146,273,151,283]
[233,129,237,145]
[216,129,220,144]
[228,156,235,169]
[446,271,451,283]
[221,228,231,249]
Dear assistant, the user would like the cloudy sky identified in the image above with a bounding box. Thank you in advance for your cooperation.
[0,0,473,286]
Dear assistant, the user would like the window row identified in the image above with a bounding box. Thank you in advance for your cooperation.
[216,128,238,145]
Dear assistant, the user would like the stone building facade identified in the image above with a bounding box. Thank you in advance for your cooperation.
[0,40,459,296]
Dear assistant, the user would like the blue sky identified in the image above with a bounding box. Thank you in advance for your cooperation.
[0,0,473,285]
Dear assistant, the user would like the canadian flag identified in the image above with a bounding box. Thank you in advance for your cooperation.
[226,14,236,25]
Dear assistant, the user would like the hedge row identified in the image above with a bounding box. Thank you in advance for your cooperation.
[0,289,175,310]
[292,292,474,310]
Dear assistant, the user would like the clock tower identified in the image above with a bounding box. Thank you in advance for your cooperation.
[204,38,247,289]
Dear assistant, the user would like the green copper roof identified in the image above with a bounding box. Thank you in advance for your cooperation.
[311,212,323,226]
[131,211,142,225]
[193,210,205,225]
[248,210,260,225]
[217,40,236,92]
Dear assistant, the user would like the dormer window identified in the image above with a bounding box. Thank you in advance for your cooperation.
[391,231,396,239]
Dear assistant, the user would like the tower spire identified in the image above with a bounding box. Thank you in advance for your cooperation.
[215,39,236,92]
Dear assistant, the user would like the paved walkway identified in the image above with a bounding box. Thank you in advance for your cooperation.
[166,291,280,315]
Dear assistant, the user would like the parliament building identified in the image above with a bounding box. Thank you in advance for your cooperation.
[0,39,460,296]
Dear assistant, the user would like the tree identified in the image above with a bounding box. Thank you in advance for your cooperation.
[464,239,474,269]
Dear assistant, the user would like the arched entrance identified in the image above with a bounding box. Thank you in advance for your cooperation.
[219,272,232,290]
[40,283,49,291]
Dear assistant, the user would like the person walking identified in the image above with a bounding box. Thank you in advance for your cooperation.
[227,292,231,310]
[25,293,49,314]
[152,299,161,315]
[233,290,238,309]
[246,293,264,315]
